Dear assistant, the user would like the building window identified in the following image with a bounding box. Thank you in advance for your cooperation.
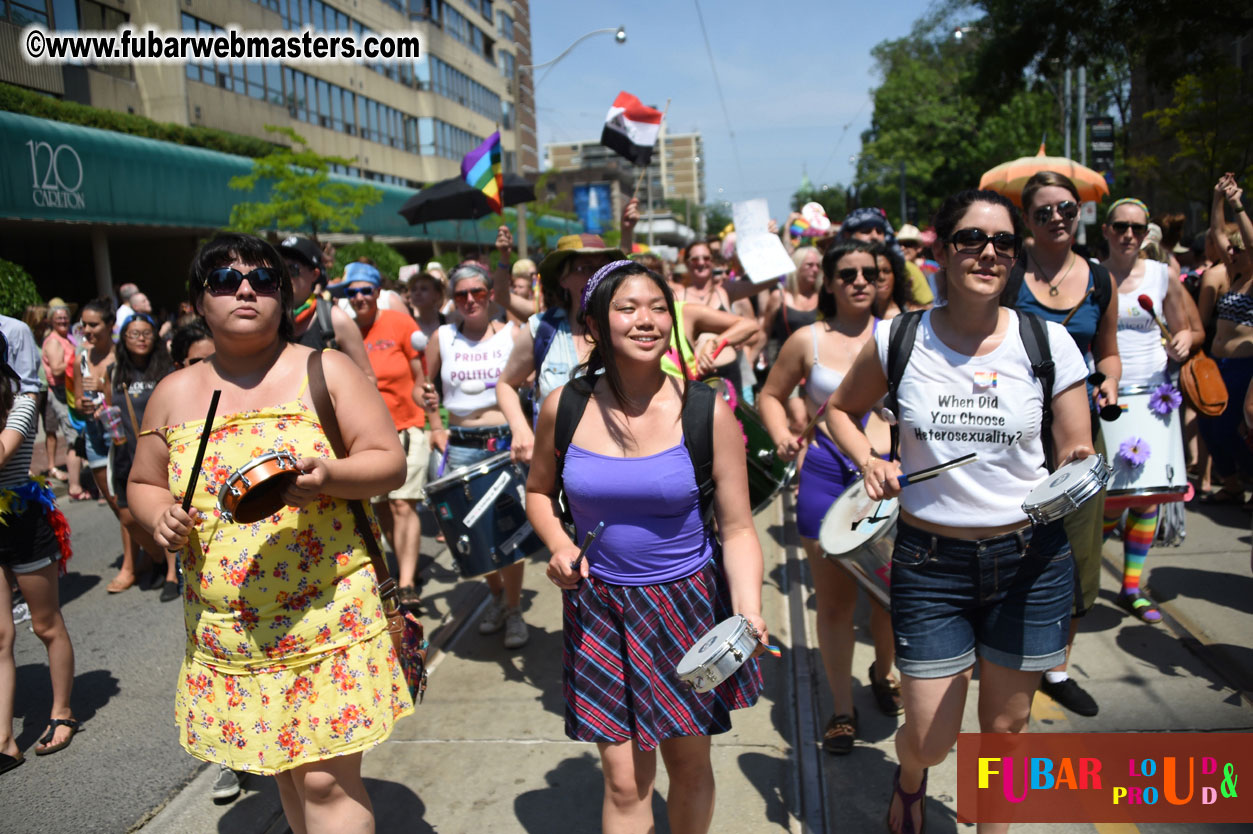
[3,0,50,26]
[496,9,512,40]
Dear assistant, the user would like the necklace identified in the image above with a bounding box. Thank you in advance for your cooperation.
[1032,250,1075,296]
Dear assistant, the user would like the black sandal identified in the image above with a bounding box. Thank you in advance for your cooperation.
[0,751,24,775]
[886,765,928,834]
[821,709,857,755]
[35,718,83,756]
[869,662,904,716]
[398,585,422,610]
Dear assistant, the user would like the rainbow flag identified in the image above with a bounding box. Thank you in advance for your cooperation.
[789,217,810,237]
[461,131,503,214]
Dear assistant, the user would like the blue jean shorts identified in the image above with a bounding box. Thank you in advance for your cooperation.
[890,520,1073,679]
[82,419,110,469]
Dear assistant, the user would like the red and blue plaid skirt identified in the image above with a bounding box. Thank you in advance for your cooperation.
[562,558,762,752]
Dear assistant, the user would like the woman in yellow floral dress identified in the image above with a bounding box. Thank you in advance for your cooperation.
[128,233,410,834]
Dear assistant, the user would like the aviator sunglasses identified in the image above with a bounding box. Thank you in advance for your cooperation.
[948,228,1022,258]
[1109,221,1148,236]
[203,266,283,296]
[1032,200,1079,225]
[453,287,489,303]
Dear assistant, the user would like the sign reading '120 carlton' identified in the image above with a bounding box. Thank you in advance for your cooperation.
[26,140,86,211]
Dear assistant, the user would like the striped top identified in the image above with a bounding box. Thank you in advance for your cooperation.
[0,395,39,488]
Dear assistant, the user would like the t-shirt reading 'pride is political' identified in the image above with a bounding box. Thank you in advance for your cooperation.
[875,310,1087,527]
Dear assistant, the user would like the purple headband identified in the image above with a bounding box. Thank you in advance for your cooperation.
[580,259,635,311]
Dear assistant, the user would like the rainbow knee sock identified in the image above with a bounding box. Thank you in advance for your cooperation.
[1102,511,1122,542]
[1121,507,1159,595]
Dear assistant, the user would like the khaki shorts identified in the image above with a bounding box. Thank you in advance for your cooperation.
[380,426,430,502]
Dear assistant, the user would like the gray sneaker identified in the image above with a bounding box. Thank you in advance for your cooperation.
[478,593,507,634]
[211,764,243,801]
[502,607,529,649]
[11,602,30,626]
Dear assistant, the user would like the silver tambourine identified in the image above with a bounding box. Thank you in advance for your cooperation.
[1021,454,1111,524]
[676,615,760,694]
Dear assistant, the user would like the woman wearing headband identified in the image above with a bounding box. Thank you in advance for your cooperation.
[128,233,411,832]
[531,259,767,834]
[827,190,1093,834]
[424,261,531,649]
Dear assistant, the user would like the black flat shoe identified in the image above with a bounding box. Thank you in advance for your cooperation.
[821,709,857,755]
[160,581,181,603]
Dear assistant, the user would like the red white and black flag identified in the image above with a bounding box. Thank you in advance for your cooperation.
[600,91,663,166]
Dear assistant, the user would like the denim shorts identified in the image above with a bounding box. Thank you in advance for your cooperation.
[82,419,110,469]
[890,520,1073,679]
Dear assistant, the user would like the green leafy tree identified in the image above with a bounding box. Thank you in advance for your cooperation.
[0,258,43,318]
[331,241,407,283]
[228,126,382,240]
[704,203,733,238]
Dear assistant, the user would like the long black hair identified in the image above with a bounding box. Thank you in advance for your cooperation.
[113,314,175,390]
[188,233,295,342]
[575,261,690,409]
[870,241,913,316]
[818,239,877,319]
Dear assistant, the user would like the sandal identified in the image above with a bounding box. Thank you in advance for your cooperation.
[1199,487,1243,505]
[398,585,422,610]
[886,765,928,834]
[0,751,24,775]
[48,467,69,482]
[106,575,135,594]
[67,491,92,502]
[1118,590,1162,623]
[869,661,904,716]
[35,718,83,756]
[821,709,857,755]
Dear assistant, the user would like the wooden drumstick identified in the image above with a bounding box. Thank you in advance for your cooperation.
[1060,286,1095,326]
[795,403,827,443]
[169,390,220,554]
[1137,294,1173,340]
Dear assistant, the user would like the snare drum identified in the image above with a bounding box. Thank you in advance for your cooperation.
[216,450,300,524]
[676,615,761,693]
[424,451,545,578]
[704,378,795,514]
[1021,454,1112,524]
[1100,384,1187,510]
[817,478,897,609]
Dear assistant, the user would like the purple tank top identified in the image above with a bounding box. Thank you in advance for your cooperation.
[563,441,714,585]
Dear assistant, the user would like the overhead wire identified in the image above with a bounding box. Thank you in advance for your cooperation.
[692,0,746,194]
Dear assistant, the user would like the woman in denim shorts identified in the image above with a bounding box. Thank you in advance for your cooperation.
[827,190,1096,834]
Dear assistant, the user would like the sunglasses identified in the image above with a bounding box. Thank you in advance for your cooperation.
[836,266,885,285]
[187,356,208,366]
[286,260,307,276]
[1109,221,1148,236]
[344,286,376,299]
[948,228,1022,258]
[1032,200,1079,225]
[453,287,489,303]
[712,268,728,277]
[687,256,712,264]
[203,266,283,296]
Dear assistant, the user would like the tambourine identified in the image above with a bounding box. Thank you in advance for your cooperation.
[1021,454,1111,525]
[216,450,300,524]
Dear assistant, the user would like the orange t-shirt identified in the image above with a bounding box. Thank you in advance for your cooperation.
[361,309,424,430]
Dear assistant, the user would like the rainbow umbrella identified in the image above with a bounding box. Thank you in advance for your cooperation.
[979,144,1110,207]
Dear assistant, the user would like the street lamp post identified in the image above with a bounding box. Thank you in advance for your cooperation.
[511,26,627,256]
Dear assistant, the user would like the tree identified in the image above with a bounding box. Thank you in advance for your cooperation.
[791,173,848,222]
[704,203,732,239]
[0,258,41,318]
[228,126,382,240]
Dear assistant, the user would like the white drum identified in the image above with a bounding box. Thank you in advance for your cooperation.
[818,478,897,610]
[1021,454,1112,524]
[676,615,760,694]
[1101,384,1187,510]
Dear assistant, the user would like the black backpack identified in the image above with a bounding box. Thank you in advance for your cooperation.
[884,309,1057,470]
[552,378,717,527]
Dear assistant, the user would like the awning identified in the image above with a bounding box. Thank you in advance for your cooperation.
[0,111,578,246]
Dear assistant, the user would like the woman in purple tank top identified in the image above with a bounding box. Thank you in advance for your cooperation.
[528,260,769,834]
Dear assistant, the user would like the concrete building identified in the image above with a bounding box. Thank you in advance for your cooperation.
[545,128,705,212]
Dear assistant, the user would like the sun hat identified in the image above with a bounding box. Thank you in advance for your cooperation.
[537,234,625,298]
[896,224,923,244]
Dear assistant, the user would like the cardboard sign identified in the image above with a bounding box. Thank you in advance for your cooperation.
[733,198,796,285]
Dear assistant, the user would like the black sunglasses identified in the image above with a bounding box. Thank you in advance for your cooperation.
[836,266,884,285]
[203,267,283,296]
[948,228,1022,258]
[1032,200,1079,225]
[1109,221,1148,236]
[345,286,376,299]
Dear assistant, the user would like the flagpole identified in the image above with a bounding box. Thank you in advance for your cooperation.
[634,98,670,250]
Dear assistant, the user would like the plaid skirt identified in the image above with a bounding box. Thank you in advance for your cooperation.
[562,558,762,752]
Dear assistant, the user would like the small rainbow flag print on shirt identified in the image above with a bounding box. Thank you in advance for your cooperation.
[461,131,503,214]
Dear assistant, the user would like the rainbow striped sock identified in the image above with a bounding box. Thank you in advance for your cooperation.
[1102,510,1122,542]
[1121,507,1159,595]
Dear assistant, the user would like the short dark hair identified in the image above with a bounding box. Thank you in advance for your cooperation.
[931,189,1023,244]
[170,320,212,366]
[81,297,115,326]
[818,240,876,319]
[188,233,294,342]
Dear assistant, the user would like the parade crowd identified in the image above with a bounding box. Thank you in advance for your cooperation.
[2,170,1251,834]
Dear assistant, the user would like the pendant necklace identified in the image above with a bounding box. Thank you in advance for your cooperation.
[1033,250,1075,297]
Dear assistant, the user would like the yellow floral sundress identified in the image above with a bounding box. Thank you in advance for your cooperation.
[150,395,414,774]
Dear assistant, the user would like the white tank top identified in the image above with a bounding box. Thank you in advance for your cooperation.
[1115,260,1170,387]
[438,321,515,416]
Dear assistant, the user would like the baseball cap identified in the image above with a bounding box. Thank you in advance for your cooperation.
[278,236,324,270]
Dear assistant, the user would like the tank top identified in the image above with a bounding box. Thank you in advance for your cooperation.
[1015,269,1102,359]
[295,299,336,350]
[438,321,515,416]
[562,441,714,585]
[774,300,818,341]
[1116,260,1170,386]
[42,331,74,388]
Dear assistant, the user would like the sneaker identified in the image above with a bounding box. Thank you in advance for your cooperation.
[478,593,507,635]
[11,602,30,625]
[210,764,244,801]
[502,607,529,649]
[1039,676,1099,717]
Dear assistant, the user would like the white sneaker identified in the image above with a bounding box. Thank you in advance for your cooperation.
[11,602,30,626]
[478,593,507,634]
[502,607,529,649]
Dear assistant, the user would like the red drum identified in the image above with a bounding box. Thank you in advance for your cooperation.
[216,450,300,524]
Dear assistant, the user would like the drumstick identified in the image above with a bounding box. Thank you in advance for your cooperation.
[169,390,220,553]
[711,338,729,360]
[460,380,498,395]
[1060,286,1095,326]
[569,520,604,573]
[897,453,978,488]
[795,403,828,442]
[1137,294,1173,340]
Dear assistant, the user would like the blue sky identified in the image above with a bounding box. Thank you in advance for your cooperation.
[529,0,940,218]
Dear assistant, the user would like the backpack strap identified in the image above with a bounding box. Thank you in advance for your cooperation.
[681,381,717,527]
[552,377,595,526]
[1016,311,1057,471]
[532,308,563,375]
[884,309,925,461]
[1089,261,1113,318]
[314,299,338,350]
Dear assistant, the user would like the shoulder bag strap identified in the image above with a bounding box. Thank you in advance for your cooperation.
[122,383,141,435]
[305,350,394,590]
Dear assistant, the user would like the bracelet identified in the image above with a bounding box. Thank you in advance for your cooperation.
[1235,205,1247,214]
[861,452,876,472]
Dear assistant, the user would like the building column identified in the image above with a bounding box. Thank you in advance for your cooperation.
[90,227,113,300]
